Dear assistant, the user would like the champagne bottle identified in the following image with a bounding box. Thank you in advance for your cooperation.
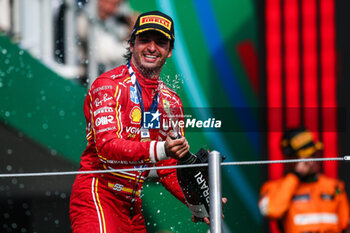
[174,133,210,219]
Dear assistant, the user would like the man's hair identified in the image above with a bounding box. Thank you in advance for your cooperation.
[123,34,136,62]
[123,34,175,62]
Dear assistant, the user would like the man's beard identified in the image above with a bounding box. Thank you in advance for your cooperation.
[130,49,170,79]
[138,65,162,79]
[136,60,166,79]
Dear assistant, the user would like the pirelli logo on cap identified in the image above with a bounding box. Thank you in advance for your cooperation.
[140,15,172,30]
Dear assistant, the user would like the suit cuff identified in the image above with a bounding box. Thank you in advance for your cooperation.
[149,141,168,163]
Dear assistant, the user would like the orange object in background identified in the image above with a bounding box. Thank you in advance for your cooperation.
[259,173,349,233]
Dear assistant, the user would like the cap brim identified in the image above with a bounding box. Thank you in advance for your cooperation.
[297,141,323,158]
[135,28,172,40]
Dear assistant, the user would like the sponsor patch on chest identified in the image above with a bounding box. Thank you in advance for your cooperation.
[292,194,310,202]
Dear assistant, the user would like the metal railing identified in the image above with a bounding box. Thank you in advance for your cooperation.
[209,150,223,233]
[0,153,348,232]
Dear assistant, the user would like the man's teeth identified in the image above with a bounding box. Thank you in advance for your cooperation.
[145,55,157,59]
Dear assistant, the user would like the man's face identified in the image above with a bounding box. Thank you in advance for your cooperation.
[130,31,172,78]
[293,154,320,177]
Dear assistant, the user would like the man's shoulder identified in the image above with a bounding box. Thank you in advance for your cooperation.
[262,177,282,186]
[260,178,281,194]
[159,81,181,99]
[95,65,133,86]
[318,174,344,185]
[261,175,290,189]
[99,65,128,80]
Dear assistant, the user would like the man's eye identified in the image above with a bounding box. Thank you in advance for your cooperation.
[157,40,168,45]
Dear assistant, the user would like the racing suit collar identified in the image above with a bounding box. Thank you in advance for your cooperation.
[130,62,160,90]
[300,172,318,183]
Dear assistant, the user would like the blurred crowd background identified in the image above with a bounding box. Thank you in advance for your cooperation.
[1,0,350,232]
[0,0,139,85]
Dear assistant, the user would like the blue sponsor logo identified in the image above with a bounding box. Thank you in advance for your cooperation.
[130,86,139,104]
[143,110,161,129]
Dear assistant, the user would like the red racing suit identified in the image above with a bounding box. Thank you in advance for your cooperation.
[259,173,350,233]
[69,63,186,233]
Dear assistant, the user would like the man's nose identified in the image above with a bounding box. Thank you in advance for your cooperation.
[147,41,156,52]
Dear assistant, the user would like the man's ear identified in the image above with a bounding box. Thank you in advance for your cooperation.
[130,42,134,53]
[167,49,172,58]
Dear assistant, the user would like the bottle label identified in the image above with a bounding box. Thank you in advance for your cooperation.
[188,203,209,218]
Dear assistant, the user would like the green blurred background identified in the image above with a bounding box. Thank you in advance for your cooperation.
[0,0,261,232]
[4,0,350,232]
[0,0,260,232]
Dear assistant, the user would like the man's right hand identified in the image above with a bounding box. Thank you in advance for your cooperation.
[164,131,190,160]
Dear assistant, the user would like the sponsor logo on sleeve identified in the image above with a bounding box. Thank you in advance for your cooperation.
[95,116,115,126]
[94,93,113,107]
[95,126,116,134]
[129,106,141,124]
[94,107,114,117]
[92,85,113,94]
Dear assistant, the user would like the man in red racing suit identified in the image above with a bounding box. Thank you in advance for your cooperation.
[69,11,190,233]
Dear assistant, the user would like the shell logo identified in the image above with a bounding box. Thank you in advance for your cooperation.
[130,106,141,124]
